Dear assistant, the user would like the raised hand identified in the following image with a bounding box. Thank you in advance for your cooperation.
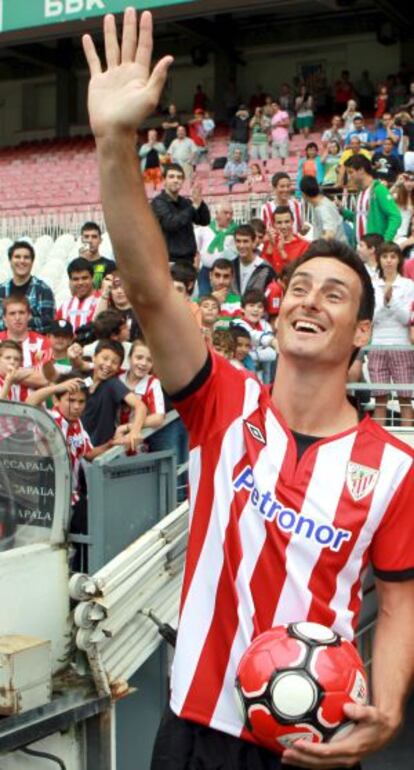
[82,8,173,138]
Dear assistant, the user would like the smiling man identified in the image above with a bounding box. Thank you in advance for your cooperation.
[0,240,55,333]
[83,10,414,770]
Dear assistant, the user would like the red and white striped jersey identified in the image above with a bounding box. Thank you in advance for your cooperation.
[355,187,371,240]
[261,198,303,234]
[170,352,414,741]
[56,293,100,331]
[0,376,28,403]
[120,372,165,416]
[0,331,52,369]
[49,408,93,503]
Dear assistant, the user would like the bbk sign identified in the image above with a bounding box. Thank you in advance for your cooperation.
[0,0,193,32]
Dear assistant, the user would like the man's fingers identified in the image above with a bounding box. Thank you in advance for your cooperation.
[121,6,138,63]
[343,702,377,723]
[147,56,174,99]
[135,10,153,77]
[104,14,120,69]
[82,34,102,76]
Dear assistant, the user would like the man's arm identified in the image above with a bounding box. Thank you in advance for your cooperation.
[377,183,402,241]
[113,392,148,452]
[83,10,207,394]
[191,185,210,226]
[26,378,85,407]
[370,578,414,728]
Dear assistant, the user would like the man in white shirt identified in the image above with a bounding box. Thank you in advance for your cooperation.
[196,202,237,295]
[168,126,197,179]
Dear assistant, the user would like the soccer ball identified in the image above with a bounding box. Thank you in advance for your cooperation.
[235,622,368,754]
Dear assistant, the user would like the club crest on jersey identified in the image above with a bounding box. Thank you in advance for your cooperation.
[245,421,266,445]
[346,462,379,502]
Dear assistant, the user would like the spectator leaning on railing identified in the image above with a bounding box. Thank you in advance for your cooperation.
[0,240,55,333]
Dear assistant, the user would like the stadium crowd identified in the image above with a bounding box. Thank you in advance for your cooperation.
[1,68,414,545]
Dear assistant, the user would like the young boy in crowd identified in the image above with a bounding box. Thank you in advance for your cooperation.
[0,340,25,400]
[357,233,384,282]
[27,372,137,569]
[198,294,220,343]
[48,319,75,375]
[80,309,131,368]
[231,289,276,381]
[27,374,104,493]
[81,339,146,448]
[211,329,235,360]
[229,325,254,371]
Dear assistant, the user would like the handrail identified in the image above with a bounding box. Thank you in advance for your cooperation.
[93,410,180,465]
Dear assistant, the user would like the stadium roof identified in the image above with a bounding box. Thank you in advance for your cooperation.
[0,1,411,78]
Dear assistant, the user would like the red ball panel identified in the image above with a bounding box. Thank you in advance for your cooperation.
[310,642,367,696]
[248,704,323,754]
[237,628,307,697]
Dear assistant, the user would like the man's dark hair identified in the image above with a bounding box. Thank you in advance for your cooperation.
[376,242,404,279]
[210,258,234,273]
[93,309,127,339]
[163,162,184,178]
[67,258,94,278]
[81,221,102,235]
[360,233,384,255]
[250,218,266,236]
[286,239,375,322]
[94,339,124,364]
[8,240,35,262]
[271,171,290,188]
[300,175,320,198]
[241,289,265,308]
[235,224,256,240]
[171,261,197,292]
[274,205,293,219]
[346,155,373,175]
[230,325,251,342]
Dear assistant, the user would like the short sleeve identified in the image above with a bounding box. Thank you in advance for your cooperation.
[171,351,258,448]
[143,379,165,415]
[109,378,130,404]
[371,461,414,581]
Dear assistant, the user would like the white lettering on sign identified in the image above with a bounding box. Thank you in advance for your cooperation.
[45,0,106,18]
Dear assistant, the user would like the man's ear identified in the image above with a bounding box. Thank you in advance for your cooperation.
[354,319,371,349]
